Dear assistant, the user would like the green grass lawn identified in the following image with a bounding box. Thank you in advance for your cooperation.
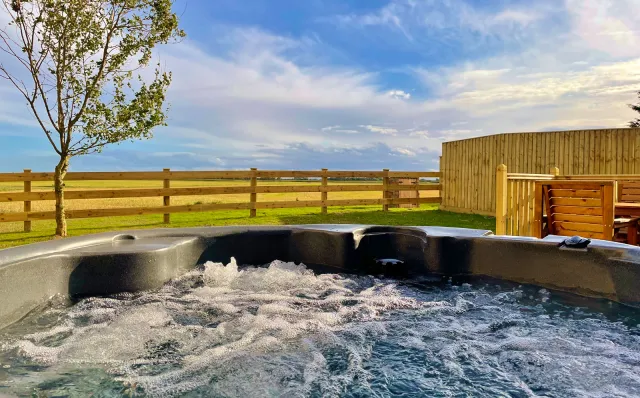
[0,204,495,249]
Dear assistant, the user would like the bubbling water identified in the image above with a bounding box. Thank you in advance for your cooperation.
[1,258,640,397]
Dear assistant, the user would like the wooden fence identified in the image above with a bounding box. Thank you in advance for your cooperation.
[0,169,442,232]
[495,164,640,236]
[441,128,640,216]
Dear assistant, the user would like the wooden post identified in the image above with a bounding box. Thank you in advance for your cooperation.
[250,168,257,218]
[602,183,614,240]
[495,164,508,235]
[533,181,543,238]
[163,168,170,224]
[23,169,31,232]
[383,169,390,211]
[321,168,328,214]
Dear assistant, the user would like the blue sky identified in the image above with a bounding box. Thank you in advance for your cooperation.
[1,0,639,171]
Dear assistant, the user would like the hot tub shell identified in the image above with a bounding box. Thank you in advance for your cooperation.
[2,225,640,329]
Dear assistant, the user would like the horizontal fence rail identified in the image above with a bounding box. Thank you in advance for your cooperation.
[0,169,442,231]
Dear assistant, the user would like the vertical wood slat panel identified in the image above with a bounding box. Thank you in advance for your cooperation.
[635,132,640,173]
[481,137,487,212]
[616,130,623,174]
[441,143,448,207]
[606,129,613,174]
[587,131,596,174]
[529,131,534,172]
[528,134,538,174]
[440,128,640,215]
[554,131,559,170]
[528,133,533,172]
[527,180,533,236]
[489,136,494,212]
[558,132,564,173]
[460,140,465,209]
[447,141,453,209]
[512,180,518,236]
[622,131,633,174]
[572,131,584,174]
[488,137,493,212]
[450,142,457,209]
[465,139,470,210]
[522,180,529,236]
[446,142,452,207]
[471,138,476,210]
[470,139,476,210]
[477,137,482,211]
[537,132,544,173]
[596,130,602,174]
[478,138,489,209]
[448,142,453,207]
[508,180,514,235]
[548,131,554,171]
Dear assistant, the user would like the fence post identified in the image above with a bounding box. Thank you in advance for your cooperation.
[550,166,560,177]
[321,168,328,214]
[250,168,257,218]
[163,168,171,224]
[496,164,508,235]
[383,169,390,211]
[23,169,31,232]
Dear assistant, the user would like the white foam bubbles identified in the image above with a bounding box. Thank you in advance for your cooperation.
[2,258,424,397]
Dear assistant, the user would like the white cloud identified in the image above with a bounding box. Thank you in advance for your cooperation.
[394,147,416,156]
[387,89,411,99]
[492,10,540,26]
[409,130,429,138]
[567,0,640,58]
[2,1,640,171]
[359,125,399,135]
[330,0,549,43]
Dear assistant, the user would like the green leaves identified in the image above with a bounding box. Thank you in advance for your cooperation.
[0,0,184,156]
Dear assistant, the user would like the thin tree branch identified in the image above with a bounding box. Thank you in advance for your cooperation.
[69,3,126,128]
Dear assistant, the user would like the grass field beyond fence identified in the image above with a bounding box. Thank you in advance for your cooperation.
[0,203,495,248]
[0,174,495,248]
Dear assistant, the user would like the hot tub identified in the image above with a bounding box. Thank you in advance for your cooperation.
[1,225,640,397]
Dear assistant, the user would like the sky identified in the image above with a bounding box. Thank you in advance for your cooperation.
[1,0,640,171]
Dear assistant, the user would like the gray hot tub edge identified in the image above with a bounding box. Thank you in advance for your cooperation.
[1,225,640,329]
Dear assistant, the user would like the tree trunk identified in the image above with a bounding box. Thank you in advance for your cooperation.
[54,154,70,238]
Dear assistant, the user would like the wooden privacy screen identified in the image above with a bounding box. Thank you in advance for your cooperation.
[533,180,615,239]
[441,128,640,216]
[495,164,558,236]
[0,169,442,232]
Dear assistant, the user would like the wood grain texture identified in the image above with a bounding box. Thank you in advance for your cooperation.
[441,128,640,214]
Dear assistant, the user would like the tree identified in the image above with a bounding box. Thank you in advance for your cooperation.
[630,91,640,128]
[0,0,184,237]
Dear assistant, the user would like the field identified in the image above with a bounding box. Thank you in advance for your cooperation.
[0,180,495,248]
